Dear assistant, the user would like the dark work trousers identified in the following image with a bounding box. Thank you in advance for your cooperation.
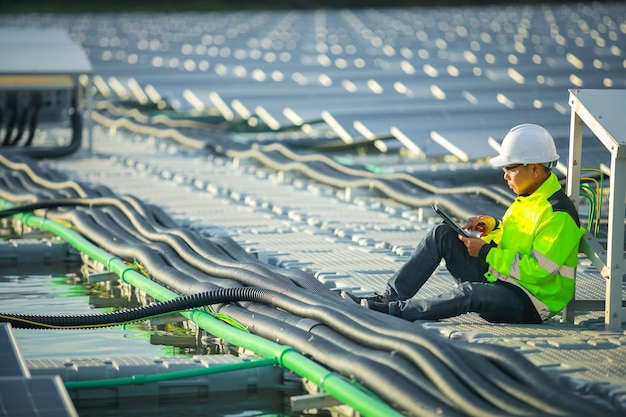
[383,223,541,323]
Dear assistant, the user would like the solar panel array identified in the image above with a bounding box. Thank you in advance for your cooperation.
[4,3,624,168]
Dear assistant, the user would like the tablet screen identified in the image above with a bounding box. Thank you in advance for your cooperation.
[431,203,470,237]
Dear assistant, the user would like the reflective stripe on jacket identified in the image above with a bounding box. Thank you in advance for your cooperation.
[482,173,586,320]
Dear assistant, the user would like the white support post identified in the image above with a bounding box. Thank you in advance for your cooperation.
[605,157,626,330]
[567,89,626,331]
[566,108,583,206]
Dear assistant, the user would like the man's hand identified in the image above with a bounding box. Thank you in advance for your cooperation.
[458,234,486,257]
[464,215,497,237]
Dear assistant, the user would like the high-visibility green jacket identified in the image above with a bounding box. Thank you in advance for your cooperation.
[478,173,586,320]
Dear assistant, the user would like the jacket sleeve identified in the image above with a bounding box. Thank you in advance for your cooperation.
[481,218,503,246]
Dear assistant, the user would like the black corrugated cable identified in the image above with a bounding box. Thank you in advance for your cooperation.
[2,91,18,145]
[0,196,332,295]
[7,97,29,146]
[0,287,269,329]
[23,91,42,147]
[227,302,465,417]
[0,110,82,159]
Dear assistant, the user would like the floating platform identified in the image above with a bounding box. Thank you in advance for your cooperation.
[1,4,626,416]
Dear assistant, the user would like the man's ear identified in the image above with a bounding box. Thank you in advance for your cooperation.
[531,164,541,177]
[533,164,549,178]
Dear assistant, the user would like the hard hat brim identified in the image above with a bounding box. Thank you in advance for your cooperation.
[489,155,508,167]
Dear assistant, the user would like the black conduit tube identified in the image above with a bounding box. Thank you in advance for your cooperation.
[0,170,56,200]
[114,194,332,294]
[220,303,467,417]
[0,199,234,294]
[0,197,323,293]
[86,207,464,412]
[93,106,514,212]
[238,299,472,416]
[71,204,454,411]
[97,203,306,291]
[0,198,96,217]
[79,207,301,294]
[23,92,42,147]
[7,105,27,146]
[216,295,610,417]
[98,193,604,416]
[0,151,89,197]
[0,159,457,297]
[0,187,341,298]
[0,198,464,417]
[2,92,18,145]
[0,273,461,416]
[457,341,610,414]
[245,301,459,408]
[219,305,545,416]
[121,195,179,228]
[0,108,82,159]
[192,267,603,417]
[0,175,47,203]
[0,287,268,329]
[227,299,547,417]
[16,198,328,295]
[98,207,259,289]
[225,144,513,210]
[53,210,226,294]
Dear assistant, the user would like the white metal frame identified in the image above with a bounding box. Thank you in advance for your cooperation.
[566,89,626,331]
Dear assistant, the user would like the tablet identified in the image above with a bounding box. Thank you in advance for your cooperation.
[431,203,471,237]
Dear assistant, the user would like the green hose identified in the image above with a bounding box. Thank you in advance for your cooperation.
[1,200,403,417]
[64,358,277,390]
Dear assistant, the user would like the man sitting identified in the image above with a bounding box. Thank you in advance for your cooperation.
[343,124,586,324]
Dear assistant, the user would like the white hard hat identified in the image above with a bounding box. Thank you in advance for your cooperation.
[490,124,559,167]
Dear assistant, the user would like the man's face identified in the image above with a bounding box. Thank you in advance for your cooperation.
[502,164,539,195]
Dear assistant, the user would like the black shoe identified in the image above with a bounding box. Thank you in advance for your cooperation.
[341,291,388,304]
[361,299,390,314]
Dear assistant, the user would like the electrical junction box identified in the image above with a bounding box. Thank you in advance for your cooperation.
[0,28,93,146]
[0,75,74,124]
